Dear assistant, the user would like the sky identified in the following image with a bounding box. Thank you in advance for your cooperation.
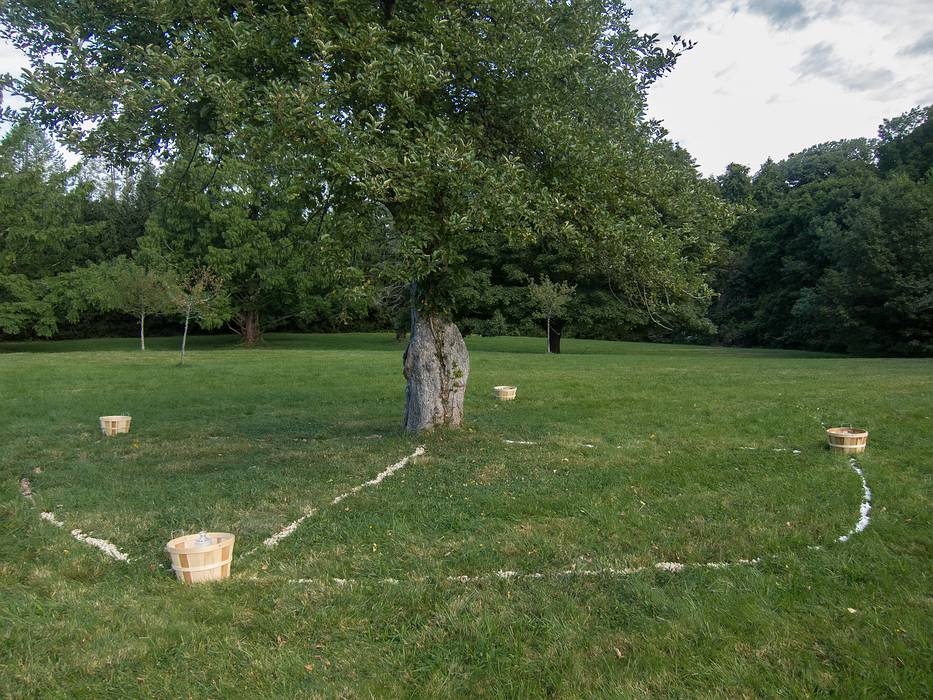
[630,0,933,175]
[1,1,932,176]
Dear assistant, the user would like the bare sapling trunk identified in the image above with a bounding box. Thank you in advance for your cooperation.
[139,311,146,351]
[180,306,191,365]
[548,318,562,354]
[403,310,470,432]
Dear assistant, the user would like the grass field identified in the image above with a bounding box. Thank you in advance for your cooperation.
[1,333,931,698]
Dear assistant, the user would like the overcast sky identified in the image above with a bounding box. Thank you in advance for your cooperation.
[631,0,933,175]
[2,1,932,177]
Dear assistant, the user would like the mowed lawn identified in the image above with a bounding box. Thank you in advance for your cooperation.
[0,333,930,698]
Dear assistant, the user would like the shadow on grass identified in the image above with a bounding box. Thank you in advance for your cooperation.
[0,332,406,355]
[0,331,844,359]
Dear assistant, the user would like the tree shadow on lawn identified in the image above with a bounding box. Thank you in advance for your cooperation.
[465,335,843,358]
[0,331,845,360]
[0,332,405,354]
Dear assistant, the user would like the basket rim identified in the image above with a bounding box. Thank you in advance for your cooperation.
[826,427,868,437]
[166,532,235,554]
[99,415,132,421]
[493,385,517,391]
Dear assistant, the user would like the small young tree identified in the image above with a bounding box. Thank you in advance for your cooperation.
[102,259,173,350]
[528,276,576,354]
[169,268,228,364]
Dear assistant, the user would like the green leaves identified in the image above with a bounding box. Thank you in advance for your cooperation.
[714,108,933,355]
[3,1,729,339]
[528,276,576,322]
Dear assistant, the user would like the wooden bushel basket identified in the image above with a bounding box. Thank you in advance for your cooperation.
[826,427,868,454]
[166,532,235,584]
[494,385,517,401]
[99,415,132,436]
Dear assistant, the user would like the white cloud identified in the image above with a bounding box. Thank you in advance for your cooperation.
[899,29,933,57]
[1,3,931,177]
[745,0,841,30]
[795,42,899,95]
[631,0,933,174]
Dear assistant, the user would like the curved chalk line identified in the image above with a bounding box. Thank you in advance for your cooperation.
[838,457,871,542]
[284,457,873,588]
[20,446,872,579]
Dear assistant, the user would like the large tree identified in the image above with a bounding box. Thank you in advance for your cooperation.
[0,121,106,336]
[3,1,729,430]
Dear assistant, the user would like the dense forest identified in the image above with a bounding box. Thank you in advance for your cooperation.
[1,104,930,355]
[713,106,933,356]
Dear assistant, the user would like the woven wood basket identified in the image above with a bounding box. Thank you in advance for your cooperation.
[494,385,517,401]
[99,415,132,436]
[826,427,868,454]
[166,532,235,584]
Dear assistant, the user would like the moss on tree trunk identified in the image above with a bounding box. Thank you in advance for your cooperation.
[402,310,469,432]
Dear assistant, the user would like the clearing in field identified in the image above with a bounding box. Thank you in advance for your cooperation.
[1,333,930,697]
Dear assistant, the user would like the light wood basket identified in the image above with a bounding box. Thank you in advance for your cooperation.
[826,427,868,454]
[100,415,132,436]
[494,385,517,401]
[166,532,235,584]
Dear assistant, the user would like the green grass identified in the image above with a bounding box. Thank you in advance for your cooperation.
[1,333,930,698]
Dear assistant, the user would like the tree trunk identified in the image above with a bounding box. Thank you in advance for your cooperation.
[139,311,146,351]
[180,308,191,365]
[239,310,262,347]
[403,310,470,432]
[548,319,563,354]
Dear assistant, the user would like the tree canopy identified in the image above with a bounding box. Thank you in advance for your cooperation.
[2,0,726,319]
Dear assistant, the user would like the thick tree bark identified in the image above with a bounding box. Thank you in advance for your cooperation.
[403,310,470,432]
[548,318,563,354]
[239,310,262,347]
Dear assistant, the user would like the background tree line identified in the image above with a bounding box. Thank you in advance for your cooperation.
[713,105,933,356]
[1,94,930,357]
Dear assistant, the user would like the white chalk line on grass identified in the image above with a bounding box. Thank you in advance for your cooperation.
[23,446,427,564]
[285,457,873,589]
[838,457,871,542]
[330,445,425,506]
[503,439,595,448]
[260,508,320,550]
[39,511,130,562]
[740,446,802,454]
[287,559,768,588]
[24,476,131,562]
[247,445,426,555]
